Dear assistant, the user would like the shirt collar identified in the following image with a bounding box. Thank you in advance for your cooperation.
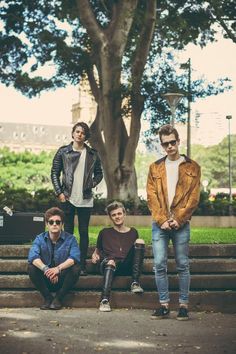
[44,231,66,241]
[156,154,191,165]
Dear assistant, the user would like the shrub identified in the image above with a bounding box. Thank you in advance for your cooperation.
[0,189,235,216]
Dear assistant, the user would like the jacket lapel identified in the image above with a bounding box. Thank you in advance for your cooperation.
[159,162,169,211]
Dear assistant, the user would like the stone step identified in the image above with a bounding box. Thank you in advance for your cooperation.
[1,258,236,274]
[0,274,236,290]
[0,244,236,258]
[0,290,235,313]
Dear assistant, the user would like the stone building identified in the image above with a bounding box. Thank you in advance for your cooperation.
[0,122,72,153]
[71,78,97,126]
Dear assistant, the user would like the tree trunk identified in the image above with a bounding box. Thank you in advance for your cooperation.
[104,163,138,201]
[77,0,156,201]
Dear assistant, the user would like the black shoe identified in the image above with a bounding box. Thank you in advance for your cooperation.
[177,307,189,321]
[80,268,88,276]
[49,297,63,310]
[151,306,170,319]
[40,296,53,310]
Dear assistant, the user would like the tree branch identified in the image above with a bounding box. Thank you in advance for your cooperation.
[207,1,236,43]
[121,0,156,169]
[86,65,99,103]
[131,0,156,94]
[108,0,138,57]
[89,109,106,158]
[76,0,107,47]
[215,15,236,43]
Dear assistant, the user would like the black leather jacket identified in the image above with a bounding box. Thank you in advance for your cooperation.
[51,143,103,199]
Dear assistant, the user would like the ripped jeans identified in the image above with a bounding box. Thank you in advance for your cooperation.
[152,222,190,305]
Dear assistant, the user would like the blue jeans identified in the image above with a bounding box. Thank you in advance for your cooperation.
[152,222,190,305]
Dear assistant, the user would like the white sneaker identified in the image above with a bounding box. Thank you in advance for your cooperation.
[131,282,144,294]
[99,299,111,312]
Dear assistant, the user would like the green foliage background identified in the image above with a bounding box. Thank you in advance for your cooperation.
[0,148,53,191]
[0,137,235,216]
[190,135,236,188]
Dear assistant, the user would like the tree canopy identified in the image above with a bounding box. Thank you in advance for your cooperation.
[191,135,236,189]
[0,0,234,199]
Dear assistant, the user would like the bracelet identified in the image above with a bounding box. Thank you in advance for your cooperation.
[42,265,49,273]
[57,266,61,274]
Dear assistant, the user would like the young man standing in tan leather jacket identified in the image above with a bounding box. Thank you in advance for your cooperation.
[147,124,201,320]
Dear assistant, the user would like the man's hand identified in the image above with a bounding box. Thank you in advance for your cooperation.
[160,221,172,230]
[50,275,59,284]
[169,219,180,230]
[58,193,66,202]
[91,251,100,264]
[44,267,60,283]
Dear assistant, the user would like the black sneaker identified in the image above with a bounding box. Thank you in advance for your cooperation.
[176,307,189,321]
[151,306,170,319]
[49,297,63,310]
[40,296,53,310]
[80,268,88,276]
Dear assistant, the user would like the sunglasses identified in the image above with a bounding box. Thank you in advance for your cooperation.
[161,140,177,148]
[48,219,62,226]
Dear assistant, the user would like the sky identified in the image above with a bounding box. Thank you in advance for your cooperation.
[178,34,236,136]
[0,31,236,137]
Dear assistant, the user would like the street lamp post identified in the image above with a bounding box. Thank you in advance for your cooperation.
[180,58,192,157]
[226,115,233,216]
[187,58,191,158]
[202,179,209,192]
[162,93,184,126]
[180,58,191,157]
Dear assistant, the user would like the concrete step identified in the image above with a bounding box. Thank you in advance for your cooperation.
[0,244,236,258]
[0,274,236,291]
[1,258,236,274]
[0,290,235,313]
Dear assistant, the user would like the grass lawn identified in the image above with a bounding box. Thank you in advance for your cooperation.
[74,226,236,245]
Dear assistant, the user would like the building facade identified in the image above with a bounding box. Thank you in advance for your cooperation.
[0,122,72,153]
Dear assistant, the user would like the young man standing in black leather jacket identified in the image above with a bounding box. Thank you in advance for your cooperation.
[51,122,103,275]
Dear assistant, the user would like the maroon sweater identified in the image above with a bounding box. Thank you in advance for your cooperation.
[96,227,138,261]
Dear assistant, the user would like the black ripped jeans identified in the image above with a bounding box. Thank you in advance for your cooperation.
[60,201,92,269]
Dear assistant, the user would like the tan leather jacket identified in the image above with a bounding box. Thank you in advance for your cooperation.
[147,155,201,227]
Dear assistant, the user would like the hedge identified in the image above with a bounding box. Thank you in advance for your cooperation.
[0,188,235,216]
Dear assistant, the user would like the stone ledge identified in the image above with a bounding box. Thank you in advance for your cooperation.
[0,244,236,258]
[90,215,236,227]
[0,290,235,313]
[1,258,236,274]
[1,274,236,291]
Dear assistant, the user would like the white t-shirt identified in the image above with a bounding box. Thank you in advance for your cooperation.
[69,148,93,207]
[165,156,185,210]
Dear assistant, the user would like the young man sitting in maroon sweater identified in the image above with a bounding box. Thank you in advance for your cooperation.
[91,201,145,312]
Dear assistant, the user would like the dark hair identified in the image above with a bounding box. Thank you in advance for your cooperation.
[105,201,126,216]
[45,207,64,224]
[158,124,179,143]
[72,122,90,140]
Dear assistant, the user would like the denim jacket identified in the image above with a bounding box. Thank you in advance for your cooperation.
[28,231,80,266]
